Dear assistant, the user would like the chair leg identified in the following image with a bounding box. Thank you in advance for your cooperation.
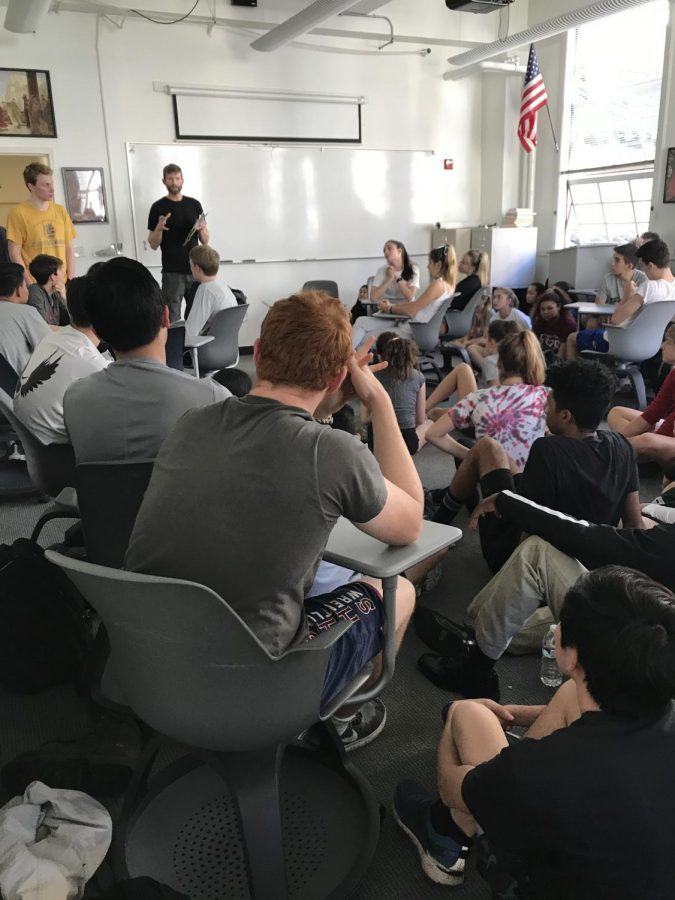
[625,366,647,411]
[213,745,287,900]
[31,509,80,545]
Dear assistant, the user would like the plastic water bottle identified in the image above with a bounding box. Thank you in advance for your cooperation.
[540,624,562,688]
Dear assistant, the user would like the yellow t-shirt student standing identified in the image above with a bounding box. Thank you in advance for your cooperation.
[6,201,77,271]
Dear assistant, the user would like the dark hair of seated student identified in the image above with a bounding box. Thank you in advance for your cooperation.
[350,283,370,324]
[549,282,573,306]
[375,330,419,380]
[545,358,617,432]
[86,260,106,277]
[86,257,165,352]
[487,318,521,344]
[0,262,26,298]
[525,281,546,309]
[370,331,422,456]
[560,565,675,718]
[65,277,95,329]
[636,238,671,269]
[28,254,62,287]
[613,241,640,268]
[211,367,252,397]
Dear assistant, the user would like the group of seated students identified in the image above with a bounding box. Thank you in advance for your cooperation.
[0,235,674,896]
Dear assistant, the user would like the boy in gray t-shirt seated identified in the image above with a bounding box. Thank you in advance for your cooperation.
[126,290,423,751]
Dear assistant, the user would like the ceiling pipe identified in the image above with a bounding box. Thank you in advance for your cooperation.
[444,0,652,75]
[251,0,373,52]
[444,59,526,80]
[4,0,53,33]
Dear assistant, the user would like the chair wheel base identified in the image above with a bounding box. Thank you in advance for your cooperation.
[120,745,379,900]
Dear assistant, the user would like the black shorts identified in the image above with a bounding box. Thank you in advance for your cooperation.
[305,582,384,707]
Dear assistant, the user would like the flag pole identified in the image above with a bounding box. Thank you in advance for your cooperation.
[546,105,559,153]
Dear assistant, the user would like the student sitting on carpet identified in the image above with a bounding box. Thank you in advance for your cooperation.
[395,566,675,899]
[425,331,547,469]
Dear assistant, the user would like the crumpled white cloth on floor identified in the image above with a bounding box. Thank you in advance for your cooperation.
[0,780,112,900]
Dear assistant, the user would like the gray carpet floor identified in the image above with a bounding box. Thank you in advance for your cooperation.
[0,403,661,900]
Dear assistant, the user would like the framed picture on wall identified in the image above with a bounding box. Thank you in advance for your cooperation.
[62,167,109,223]
[664,148,675,203]
[0,68,56,138]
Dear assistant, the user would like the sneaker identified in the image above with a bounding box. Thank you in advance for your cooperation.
[333,698,386,751]
[422,563,443,593]
[1,714,143,796]
[414,563,444,600]
[423,489,444,520]
[393,780,467,886]
[418,652,500,701]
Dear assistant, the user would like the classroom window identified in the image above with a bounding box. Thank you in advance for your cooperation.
[560,0,667,245]
[564,172,653,246]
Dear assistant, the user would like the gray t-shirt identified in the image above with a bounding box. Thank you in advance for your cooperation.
[597,269,647,303]
[185,280,237,338]
[125,395,388,656]
[375,368,425,429]
[63,357,229,462]
[0,301,51,377]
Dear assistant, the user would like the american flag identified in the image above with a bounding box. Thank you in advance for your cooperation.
[518,44,548,153]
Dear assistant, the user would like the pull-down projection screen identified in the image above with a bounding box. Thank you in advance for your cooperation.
[173,93,362,143]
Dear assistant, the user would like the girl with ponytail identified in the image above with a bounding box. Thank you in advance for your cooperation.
[361,332,426,455]
[426,330,547,470]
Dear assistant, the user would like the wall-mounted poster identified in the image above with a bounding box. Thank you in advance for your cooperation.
[664,148,675,204]
[0,68,56,138]
[62,167,108,223]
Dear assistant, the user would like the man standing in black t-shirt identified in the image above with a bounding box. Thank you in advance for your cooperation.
[395,567,675,898]
[147,164,209,322]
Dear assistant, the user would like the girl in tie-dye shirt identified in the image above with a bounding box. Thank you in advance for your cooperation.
[427,331,548,470]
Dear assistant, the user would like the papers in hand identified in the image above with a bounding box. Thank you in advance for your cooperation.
[182,212,208,247]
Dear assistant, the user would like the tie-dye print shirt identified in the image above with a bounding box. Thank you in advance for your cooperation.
[450,383,549,470]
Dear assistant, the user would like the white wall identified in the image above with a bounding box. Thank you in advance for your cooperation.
[650,0,675,244]
[0,14,115,257]
[0,1,501,344]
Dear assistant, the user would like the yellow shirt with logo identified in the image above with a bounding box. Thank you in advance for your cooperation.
[6,201,77,271]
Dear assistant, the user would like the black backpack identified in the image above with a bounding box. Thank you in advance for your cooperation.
[0,539,92,693]
[229,286,247,305]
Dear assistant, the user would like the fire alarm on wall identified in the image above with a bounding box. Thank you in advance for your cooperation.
[444,159,454,170]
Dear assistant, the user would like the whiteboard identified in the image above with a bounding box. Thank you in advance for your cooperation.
[127,142,438,264]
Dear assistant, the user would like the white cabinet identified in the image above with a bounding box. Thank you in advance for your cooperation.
[548,245,614,290]
[431,227,473,262]
[470,227,538,288]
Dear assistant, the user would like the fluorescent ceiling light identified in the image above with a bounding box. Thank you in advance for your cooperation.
[251,0,390,52]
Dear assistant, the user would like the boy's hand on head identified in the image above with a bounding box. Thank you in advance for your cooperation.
[344,338,388,409]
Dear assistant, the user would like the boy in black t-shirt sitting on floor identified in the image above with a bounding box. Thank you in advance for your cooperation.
[396,566,675,899]
[432,359,642,565]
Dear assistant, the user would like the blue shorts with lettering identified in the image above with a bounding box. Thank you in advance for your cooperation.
[305,581,384,708]
[575,328,609,353]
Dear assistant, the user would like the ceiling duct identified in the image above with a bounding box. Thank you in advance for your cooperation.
[4,0,53,33]
[444,0,652,75]
[251,0,391,52]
